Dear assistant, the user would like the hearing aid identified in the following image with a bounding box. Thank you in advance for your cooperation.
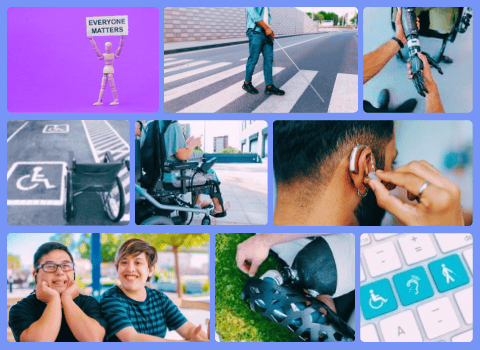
[349,145,376,176]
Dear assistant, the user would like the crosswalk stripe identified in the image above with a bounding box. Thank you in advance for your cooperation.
[164,64,246,103]
[164,62,232,84]
[178,67,285,113]
[164,59,192,67]
[164,60,210,74]
[164,57,176,62]
[253,70,318,113]
[327,73,358,113]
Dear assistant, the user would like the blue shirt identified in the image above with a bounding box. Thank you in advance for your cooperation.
[246,7,271,32]
[100,286,188,342]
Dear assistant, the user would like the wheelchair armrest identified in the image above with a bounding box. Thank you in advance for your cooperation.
[200,157,217,173]
[166,161,198,171]
[125,159,130,172]
[68,151,76,170]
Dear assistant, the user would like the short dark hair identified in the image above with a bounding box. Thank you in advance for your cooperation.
[136,120,143,131]
[115,239,158,282]
[33,242,74,269]
[273,121,394,189]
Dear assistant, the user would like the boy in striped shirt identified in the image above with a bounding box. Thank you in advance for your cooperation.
[101,239,208,342]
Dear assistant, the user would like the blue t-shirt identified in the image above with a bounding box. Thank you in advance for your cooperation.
[101,286,188,342]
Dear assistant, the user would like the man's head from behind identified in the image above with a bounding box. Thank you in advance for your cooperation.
[33,242,75,295]
[115,239,157,293]
[273,121,396,225]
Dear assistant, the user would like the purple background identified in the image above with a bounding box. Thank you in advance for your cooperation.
[7,7,159,113]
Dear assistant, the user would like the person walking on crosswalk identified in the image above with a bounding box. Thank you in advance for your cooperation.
[243,7,285,96]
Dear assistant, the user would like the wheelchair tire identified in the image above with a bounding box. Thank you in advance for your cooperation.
[64,172,73,221]
[141,215,174,225]
[104,176,125,222]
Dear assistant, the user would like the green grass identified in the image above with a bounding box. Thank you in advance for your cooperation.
[215,233,300,342]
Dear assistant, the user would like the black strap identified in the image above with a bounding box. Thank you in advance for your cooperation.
[391,36,404,49]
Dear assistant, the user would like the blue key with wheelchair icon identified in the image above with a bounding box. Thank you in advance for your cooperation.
[361,279,398,320]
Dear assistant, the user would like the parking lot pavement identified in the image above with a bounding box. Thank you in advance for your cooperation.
[7,120,130,226]
[191,162,268,225]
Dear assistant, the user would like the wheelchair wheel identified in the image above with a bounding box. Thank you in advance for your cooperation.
[64,172,73,221]
[141,215,174,225]
[103,177,125,222]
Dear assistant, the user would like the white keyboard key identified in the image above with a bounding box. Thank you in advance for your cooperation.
[418,297,460,339]
[398,234,437,265]
[463,248,473,273]
[454,287,473,324]
[361,324,380,342]
[451,330,473,342]
[361,234,371,246]
[363,241,402,277]
[434,233,472,253]
[373,233,398,241]
[360,263,366,282]
[380,310,423,342]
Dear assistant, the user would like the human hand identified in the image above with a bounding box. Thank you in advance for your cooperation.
[188,325,208,342]
[61,280,80,301]
[236,235,270,276]
[265,28,274,39]
[407,52,442,96]
[36,281,61,304]
[366,161,464,226]
[395,8,420,45]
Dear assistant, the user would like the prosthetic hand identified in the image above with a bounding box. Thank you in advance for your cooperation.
[242,237,355,342]
[401,7,443,96]
[458,7,473,34]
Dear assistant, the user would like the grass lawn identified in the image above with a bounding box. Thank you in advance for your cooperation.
[215,233,300,342]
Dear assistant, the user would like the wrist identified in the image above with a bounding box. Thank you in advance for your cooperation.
[395,33,407,45]
[392,36,404,49]
[48,294,62,305]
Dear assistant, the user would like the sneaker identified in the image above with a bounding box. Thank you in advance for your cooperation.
[242,83,259,94]
[377,89,390,111]
[265,85,285,96]
[392,98,417,113]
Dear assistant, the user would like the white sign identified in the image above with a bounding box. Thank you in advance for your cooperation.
[86,15,129,36]
[43,125,69,133]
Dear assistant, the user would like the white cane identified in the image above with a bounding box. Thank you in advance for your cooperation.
[273,38,325,103]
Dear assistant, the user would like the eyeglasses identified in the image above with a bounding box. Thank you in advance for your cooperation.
[36,262,75,273]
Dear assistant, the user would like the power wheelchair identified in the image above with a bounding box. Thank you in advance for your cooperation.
[135,120,225,225]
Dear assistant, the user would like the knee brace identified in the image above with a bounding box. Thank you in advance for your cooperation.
[242,278,355,342]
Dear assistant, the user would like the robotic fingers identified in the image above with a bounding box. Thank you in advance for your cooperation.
[401,7,443,96]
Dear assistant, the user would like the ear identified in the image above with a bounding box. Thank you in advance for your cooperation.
[350,147,373,195]
[149,264,156,277]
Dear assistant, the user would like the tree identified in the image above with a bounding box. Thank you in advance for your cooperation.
[124,233,209,298]
[350,12,358,25]
[77,233,124,262]
[7,254,21,270]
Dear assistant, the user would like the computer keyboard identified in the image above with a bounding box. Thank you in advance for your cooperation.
[360,233,473,342]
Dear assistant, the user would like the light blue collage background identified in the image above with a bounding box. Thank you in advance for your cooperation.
[3,0,477,346]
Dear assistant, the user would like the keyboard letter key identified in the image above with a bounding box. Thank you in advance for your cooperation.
[361,324,380,342]
[434,233,472,253]
[454,287,473,324]
[380,310,423,342]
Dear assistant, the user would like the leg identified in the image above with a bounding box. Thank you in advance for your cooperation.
[262,36,274,87]
[93,74,107,106]
[244,31,263,85]
[208,173,227,217]
[107,74,119,105]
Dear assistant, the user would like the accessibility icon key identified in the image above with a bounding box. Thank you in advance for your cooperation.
[361,278,398,320]
[7,162,66,205]
[393,266,434,306]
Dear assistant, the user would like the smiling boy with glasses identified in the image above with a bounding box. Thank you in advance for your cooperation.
[8,242,106,342]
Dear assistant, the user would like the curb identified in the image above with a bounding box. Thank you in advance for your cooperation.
[164,32,331,55]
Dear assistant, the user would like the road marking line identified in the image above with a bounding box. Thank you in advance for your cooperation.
[164,59,192,67]
[253,70,318,113]
[164,60,210,73]
[164,65,246,103]
[328,73,358,113]
[165,62,232,84]
[178,67,285,113]
[164,57,176,62]
[240,35,327,61]
[7,122,28,143]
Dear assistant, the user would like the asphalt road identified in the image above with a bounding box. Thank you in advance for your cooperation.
[164,31,358,113]
[7,120,130,226]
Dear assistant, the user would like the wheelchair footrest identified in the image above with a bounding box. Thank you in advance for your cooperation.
[242,277,355,342]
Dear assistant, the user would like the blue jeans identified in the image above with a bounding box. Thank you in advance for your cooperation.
[245,29,274,87]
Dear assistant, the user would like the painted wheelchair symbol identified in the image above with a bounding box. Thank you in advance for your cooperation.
[16,166,56,191]
[369,289,388,309]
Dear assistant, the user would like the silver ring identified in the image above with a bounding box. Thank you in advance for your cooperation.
[418,181,430,197]
[358,188,368,198]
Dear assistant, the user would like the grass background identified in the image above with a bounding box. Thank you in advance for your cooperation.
[215,233,300,342]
